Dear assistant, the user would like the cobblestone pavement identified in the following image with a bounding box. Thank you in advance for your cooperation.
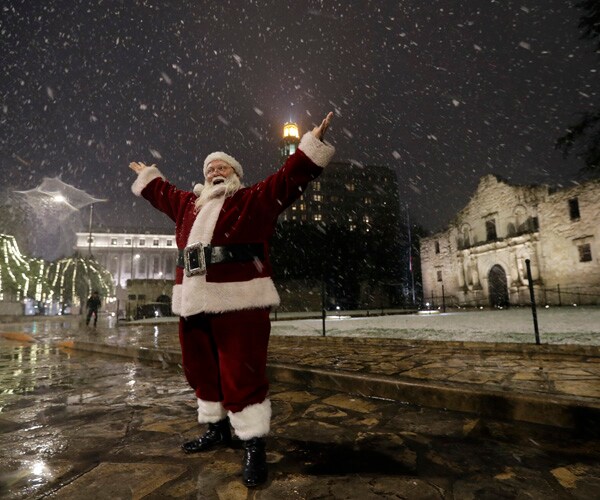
[2,317,598,430]
[1,337,600,499]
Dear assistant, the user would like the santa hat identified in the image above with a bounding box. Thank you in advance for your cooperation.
[203,152,243,179]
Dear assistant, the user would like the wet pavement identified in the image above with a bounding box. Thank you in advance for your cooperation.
[1,335,600,499]
[3,316,598,431]
[0,320,600,499]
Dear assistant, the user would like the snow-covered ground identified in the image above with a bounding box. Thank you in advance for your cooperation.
[270,307,600,345]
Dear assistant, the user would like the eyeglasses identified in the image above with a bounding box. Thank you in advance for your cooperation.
[206,164,232,175]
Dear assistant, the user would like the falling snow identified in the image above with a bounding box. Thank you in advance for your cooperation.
[0,0,598,261]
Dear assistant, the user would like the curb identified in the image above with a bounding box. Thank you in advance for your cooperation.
[267,363,600,433]
[271,335,600,358]
[65,340,600,434]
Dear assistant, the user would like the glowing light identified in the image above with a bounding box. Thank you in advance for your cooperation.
[53,194,66,203]
[31,459,50,477]
[283,122,299,138]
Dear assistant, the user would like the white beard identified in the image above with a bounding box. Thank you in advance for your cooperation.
[194,175,242,211]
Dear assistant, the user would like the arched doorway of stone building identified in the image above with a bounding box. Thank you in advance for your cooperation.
[488,265,509,308]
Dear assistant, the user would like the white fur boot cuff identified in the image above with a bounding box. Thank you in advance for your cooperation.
[228,399,272,440]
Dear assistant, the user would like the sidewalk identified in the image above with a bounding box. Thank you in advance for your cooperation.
[1,316,599,432]
[3,336,599,499]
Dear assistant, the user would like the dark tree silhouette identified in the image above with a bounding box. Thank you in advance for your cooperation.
[556,0,600,172]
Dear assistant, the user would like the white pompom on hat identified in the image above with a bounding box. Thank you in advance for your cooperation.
[203,152,243,179]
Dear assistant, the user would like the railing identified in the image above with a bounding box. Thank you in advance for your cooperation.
[540,284,600,307]
[425,284,600,309]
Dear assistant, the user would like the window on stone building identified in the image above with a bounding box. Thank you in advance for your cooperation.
[110,238,117,246]
[569,198,580,220]
[437,270,443,282]
[139,239,145,246]
[435,241,440,253]
[166,239,173,246]
[486,219,497,241]
[578,243,592,262]
[514,206,528,233]
[153,239,159,246]
[125,238,132,246]
[165,256,174,276]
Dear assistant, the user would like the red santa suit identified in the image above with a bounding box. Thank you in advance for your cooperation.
[131,132,335,439]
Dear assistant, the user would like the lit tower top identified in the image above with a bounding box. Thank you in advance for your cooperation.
[280,121,300,161]
[283,122,299,138]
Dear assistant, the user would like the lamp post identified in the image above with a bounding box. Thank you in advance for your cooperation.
[406,203,416,306]
[87,203,94,257]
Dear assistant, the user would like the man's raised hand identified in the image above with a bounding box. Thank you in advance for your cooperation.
[129,161,155,174]
[312,111,334,141]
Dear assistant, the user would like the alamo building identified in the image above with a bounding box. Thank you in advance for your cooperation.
[420,175,600,308]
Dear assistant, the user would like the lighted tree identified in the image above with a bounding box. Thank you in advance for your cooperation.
[0,234,48,301]
[45,254,114,312]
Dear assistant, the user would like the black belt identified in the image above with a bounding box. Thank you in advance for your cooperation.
[178,243,265,277]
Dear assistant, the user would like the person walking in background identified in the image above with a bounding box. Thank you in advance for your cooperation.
[85,290,101,327]
[128,111,335,488]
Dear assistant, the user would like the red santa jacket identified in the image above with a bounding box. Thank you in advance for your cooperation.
[131,132,335,317]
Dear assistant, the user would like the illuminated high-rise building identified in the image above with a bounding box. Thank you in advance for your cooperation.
[274,121,405,309]
[278,118,400,233]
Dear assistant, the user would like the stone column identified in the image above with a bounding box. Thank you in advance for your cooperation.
[471,256,480,289]
[457,255,465,288]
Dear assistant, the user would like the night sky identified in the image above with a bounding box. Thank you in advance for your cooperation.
[2,0,599,259]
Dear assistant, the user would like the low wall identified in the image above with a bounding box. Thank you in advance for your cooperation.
[0,302,23,316]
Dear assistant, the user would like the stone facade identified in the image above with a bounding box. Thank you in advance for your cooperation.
[421,175,600,307]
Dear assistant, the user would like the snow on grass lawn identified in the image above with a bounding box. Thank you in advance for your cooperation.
[271,307,600,345]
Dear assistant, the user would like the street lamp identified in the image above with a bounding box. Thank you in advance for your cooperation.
[87,204,94,257]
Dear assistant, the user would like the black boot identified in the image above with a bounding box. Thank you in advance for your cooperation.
[182,418,231,453]
[242,437,267,488]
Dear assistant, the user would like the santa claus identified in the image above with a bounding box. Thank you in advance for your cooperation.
[129,112,335,487]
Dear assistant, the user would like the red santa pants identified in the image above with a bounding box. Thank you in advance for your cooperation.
[178,308,271,414]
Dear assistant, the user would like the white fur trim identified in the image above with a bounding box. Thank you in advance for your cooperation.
[178,276,280,317]
[204,152,243,179]
[131,166,164,196]
[193,183,204,196]
[197,399,227,424]
[172,284,182,315]
[189,196,223,244]
[228,399,271,440]
[298,132,335,168]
